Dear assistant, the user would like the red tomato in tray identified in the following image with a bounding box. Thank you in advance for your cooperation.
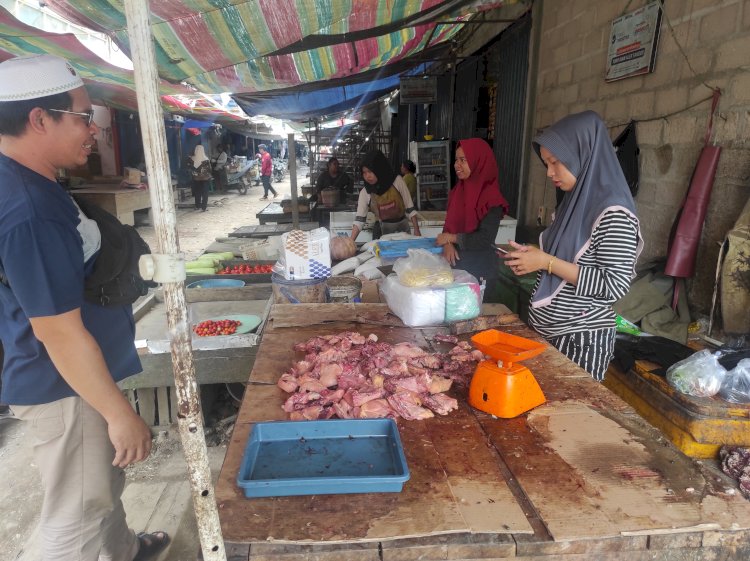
[193,319,242,336]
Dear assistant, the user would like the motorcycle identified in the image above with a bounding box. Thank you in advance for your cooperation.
[272,158,287,183]
[221,158,256,195]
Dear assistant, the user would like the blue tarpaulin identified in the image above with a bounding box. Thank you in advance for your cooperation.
[233,74,402,121]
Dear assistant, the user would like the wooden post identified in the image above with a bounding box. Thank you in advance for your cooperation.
[288,132,299,229]
[122,2,226,560]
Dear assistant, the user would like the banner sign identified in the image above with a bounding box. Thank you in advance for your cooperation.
[399,77,437,104]
[605,0,662,82]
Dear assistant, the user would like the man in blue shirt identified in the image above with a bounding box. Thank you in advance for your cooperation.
[0,55,168,561]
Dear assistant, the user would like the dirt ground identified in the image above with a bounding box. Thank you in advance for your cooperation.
[137,162,311,259]
[0,164,311,561]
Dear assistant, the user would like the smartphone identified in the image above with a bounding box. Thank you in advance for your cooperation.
[493,244,512,255]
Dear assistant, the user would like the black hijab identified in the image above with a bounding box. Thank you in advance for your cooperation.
[361,150,397,196]
[531,111,643,308]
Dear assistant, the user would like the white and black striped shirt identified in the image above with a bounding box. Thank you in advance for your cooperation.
[528,210,639,338]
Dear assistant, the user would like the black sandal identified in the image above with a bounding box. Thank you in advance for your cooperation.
[133,531,170,561]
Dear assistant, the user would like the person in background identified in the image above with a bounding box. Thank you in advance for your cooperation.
[351,150,420,240]
[313,156,353,201]
[400,159,417,202]
[253,152,262,186]
[257,143,278,200]
[0,54,168,561]
[505,111,642,381]
[211,143,228,192]
[435,139,509,301]
[187,144,212,211]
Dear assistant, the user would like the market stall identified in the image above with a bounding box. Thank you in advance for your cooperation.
[255,201,312,225]
[215,303,750,561]
[123,286,272,426]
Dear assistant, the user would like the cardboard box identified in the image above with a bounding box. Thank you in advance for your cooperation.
[240,238,279,260]
[124,167,141,185]
[360,279,382,303]
[280,228,331,280]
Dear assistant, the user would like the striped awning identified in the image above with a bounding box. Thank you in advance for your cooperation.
[41,0,505,96]
[0,6,245,120]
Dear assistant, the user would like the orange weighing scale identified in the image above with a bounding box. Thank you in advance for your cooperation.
[469,329,547,418]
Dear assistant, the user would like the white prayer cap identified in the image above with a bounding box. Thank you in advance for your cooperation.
[0,54,84,102]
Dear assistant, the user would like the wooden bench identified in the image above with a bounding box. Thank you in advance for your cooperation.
[71,184,152,225]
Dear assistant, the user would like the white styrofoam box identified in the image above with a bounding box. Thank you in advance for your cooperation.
[329,225,372,243]
[419,226,443,238]
[417,211,447,227]
[494,216,518,245]
[280,228,331,280]
[330,211,356,224]
[329,211,373,242]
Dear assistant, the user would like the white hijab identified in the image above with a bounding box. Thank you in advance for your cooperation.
[191,145,209,168]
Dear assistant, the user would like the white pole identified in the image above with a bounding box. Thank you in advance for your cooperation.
[121,2,226,560]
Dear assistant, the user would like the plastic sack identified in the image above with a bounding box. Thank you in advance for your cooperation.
[719,358,750,404]
[666,350,727,397]
[381,274,445,326]
[393,248,453,287]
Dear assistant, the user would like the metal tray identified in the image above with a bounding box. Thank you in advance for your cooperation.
[237,419,410,498]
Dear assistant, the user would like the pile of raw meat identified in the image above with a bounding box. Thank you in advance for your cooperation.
[277,331,485,421]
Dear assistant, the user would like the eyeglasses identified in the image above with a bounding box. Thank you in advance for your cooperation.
[48,108,95,127]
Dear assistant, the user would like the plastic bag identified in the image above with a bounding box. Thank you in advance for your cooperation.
[666,350,727,397]
[393,248,453,287]
[615,314,642,336]
[719,358,750,404]
[444,271,484,322]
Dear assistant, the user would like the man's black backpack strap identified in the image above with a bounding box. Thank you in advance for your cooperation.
[72,195,156,307]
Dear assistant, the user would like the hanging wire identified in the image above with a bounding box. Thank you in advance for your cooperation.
[606,0,722,130]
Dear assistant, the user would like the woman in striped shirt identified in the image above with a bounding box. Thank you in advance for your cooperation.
[505,111,643,380]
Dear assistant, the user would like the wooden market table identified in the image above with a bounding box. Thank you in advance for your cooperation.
[71,184,151,225]
[228,222,320,238]
[255,201,311,225]
[215,304,750,561]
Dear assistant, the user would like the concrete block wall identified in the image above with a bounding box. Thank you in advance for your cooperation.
[528,0,750,315]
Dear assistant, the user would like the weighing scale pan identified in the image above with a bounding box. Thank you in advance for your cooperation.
[471,329,546,364]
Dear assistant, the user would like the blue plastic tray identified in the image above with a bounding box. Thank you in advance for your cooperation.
[186,278,245,289]
[237,419,410,498]
[375,238,443,260]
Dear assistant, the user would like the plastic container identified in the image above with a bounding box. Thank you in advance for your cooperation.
[217,260,274,283]
[237,419,410,498]
[271,273,329,304]
[326,275,362,303]
[186,279,245,289]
